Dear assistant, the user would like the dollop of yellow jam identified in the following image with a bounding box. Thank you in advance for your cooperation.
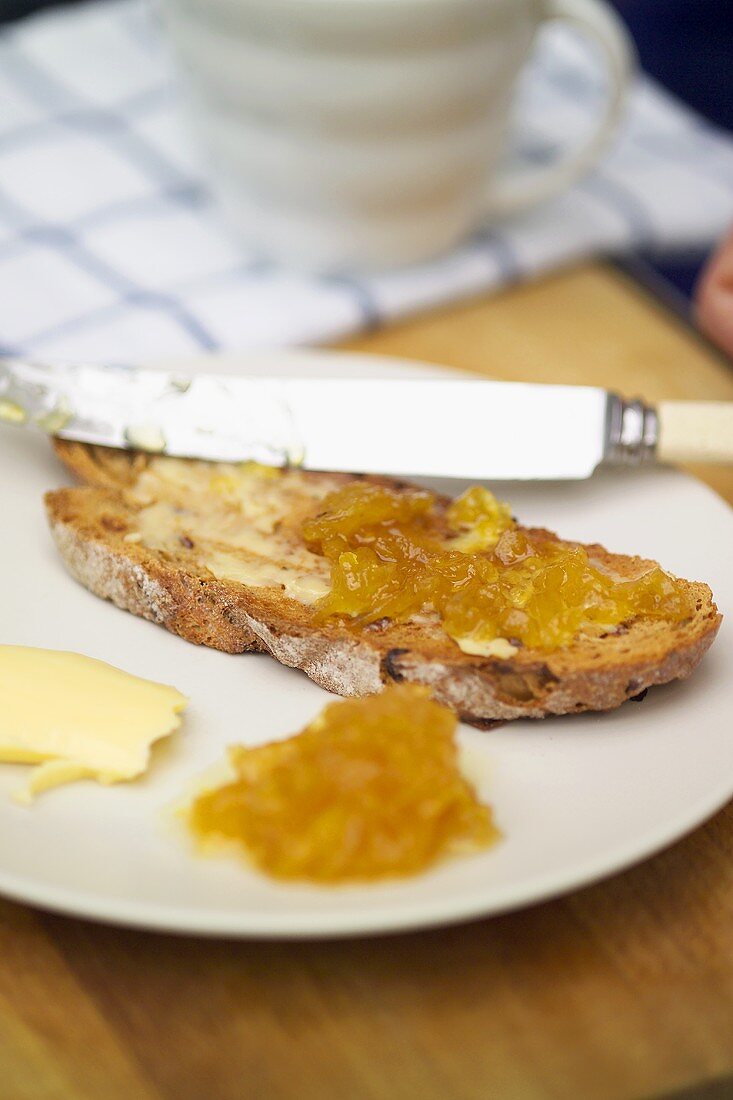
[189,685,497,883]
[302,483,693,653]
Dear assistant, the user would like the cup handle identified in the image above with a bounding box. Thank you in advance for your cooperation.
[485,0,635,218]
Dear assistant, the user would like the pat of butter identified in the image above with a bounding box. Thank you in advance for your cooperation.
[0,646,187,804]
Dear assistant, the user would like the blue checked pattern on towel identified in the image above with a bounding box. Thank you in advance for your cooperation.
[1,0,733,363]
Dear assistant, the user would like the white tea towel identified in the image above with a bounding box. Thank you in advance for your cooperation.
[1,0,733,362]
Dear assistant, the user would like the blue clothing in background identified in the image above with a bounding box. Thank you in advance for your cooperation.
[613,1,733,132]
[610,1,733,299]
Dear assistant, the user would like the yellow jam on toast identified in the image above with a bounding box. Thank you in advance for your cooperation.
[303,483,694,654]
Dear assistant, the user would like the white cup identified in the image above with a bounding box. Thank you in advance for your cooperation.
[161,0,634,273]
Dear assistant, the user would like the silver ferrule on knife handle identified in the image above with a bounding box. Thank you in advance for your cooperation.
[603,394,659,466]
[604,394,733,466]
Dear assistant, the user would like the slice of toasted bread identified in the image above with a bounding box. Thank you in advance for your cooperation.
[45,441,721,726]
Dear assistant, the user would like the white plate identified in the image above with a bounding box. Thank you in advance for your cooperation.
[1,350,731,939]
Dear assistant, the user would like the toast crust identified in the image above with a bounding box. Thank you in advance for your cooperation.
[45,441,722,725]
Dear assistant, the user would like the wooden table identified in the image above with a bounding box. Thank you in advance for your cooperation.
[4,264,733,1100]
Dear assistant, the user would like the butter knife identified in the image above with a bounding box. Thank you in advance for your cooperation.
[1,356,731,480]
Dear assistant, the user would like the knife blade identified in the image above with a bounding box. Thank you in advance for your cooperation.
[2,356,730,479]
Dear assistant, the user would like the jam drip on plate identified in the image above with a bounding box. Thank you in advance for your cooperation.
[190,685,497,883]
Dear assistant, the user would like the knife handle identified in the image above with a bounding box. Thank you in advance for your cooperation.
[657,401,733,465]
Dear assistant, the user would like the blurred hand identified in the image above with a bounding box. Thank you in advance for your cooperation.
[695,226,733,356]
